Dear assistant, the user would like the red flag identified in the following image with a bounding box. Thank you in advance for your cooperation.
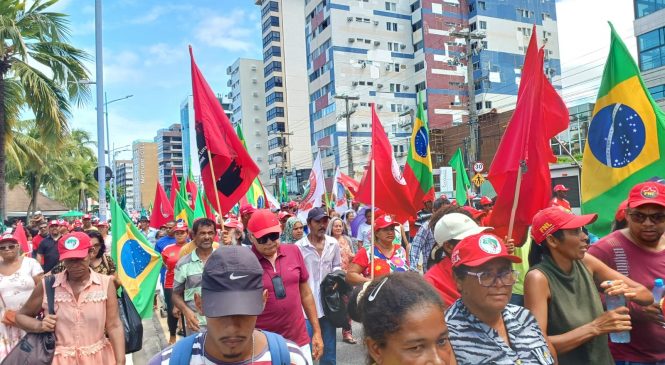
[14,221,29,254]
[189,47,260,214]
[149,182,174,229]
[355,104,418,221]
[186,178,198,209]
[487,26,569,243]
[338,171,360,196]
[169,168,180,208]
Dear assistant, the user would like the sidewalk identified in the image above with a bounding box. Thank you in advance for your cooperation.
[129,313,168,364]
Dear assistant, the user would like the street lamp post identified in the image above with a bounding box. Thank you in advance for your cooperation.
[94,0,107,220]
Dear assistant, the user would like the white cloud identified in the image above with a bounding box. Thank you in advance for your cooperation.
[144,42,186,66]
[193,9,258,53]
[130,4,192,24]
[103,50,143,85]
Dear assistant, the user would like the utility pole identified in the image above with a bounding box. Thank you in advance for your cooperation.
[450,28,486,175]
[335,95,359,178]
[271,130,293,195]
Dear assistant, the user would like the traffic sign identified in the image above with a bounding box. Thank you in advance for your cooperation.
[93,166,113,182]
[473,162,485,173]
[472,173,485,187]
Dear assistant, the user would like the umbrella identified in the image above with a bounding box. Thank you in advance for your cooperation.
[60,210,84,218]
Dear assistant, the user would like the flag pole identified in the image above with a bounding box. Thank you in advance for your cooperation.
[370,159,376,280]
[206,149,226,234]
[507,161,526,239]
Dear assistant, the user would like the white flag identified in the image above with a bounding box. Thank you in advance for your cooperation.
[333,167,348,215]
[298,152,325,221]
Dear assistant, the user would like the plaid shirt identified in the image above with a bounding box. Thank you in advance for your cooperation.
[408,221,435,272]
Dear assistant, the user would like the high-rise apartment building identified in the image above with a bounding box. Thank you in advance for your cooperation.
[132,140,158,210]
[155,123,183,194]
[258,0,313,185]
[180,95,233,178]
[634,0,665,108]
[114,159,134,210]
[226,58,271,189]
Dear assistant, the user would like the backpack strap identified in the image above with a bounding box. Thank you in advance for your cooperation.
[169,333,198,365]
[44,275,56,315]
[264,330,291,365]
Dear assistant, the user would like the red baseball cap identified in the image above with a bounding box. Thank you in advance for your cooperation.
[0,233,18,245]
[480,196,493,206]
[531,207,597,243]
[247,209,280,238]
[83,214,92,220]
[96,221,109,227]
[553,184,569,192]
[49,220,59,227]
[615,199,629,222]
[58,220,69,227]
[173,221,188,232]
[374,215,399,231]
[239,204,256,216]
[288,201,298,208]
[451,232,521,268]
[278,211,293,220]
[627,182,665,209]
[223,218,242,229]
[58,232,92,260]
[462,206,486,220]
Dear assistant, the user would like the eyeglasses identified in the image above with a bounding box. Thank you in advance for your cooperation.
[466,270,519,287]
[628,212,665,224]
[0,244,17,251]
[257,232,280,244]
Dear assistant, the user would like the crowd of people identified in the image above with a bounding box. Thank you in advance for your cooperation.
[0,181,664,364]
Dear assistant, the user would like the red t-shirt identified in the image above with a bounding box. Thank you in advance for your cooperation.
[588,230,665,362]
[253,244,311,347]
[549,197,572,211]
[352,244,409,278]
[161,243,184,289]
[424,257,460,307]
[32,234,45,251]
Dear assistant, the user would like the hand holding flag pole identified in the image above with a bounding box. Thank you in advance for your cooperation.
[507,160,526,240]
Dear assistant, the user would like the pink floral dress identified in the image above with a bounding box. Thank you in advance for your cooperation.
[336,235,355,271]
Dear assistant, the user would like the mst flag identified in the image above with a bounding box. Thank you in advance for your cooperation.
[403,91,435,208]
[190,47,259,214]
[298,152,326,221]
[449,148,470,206]
[582,23,665,235]
[149,182,173,229]
[333,167,349,215]
[110,197,162,318]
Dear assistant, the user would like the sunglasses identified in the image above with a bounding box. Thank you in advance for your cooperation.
[0,244,17,251]
[256,232,280,244]
[628,212,665,224]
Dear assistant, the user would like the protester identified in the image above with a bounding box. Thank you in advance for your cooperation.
[524,207,653,364]
[549,184,572,212]
[445,232,556,364]
[138,215,156,244]
[342,210,356,236]
[424,212,491,307]
[588,182,665,364]
[355,208,373,247]
[96,221,112,252]
[347,272,455,365]
[248,209,323,363]
[414,199,434,234]
[326,216,357,344]
[82,213,98,232]
[610,199,629,232]
[0,233,44,360]
[297,207,341,365]
[36,219,62,273]
[240,204,257,246]
[58,219,70,236]
[279,210,293,230]
[16,232,125,364]
[148,246,309,364]
[155,220,177,288]
[162,221,189,344]
[281,216,305,244]
[346,215,409,285]
[172,218,216,336]
[31,221,49,256]
[222,217,244,245]
[409,197,447,272]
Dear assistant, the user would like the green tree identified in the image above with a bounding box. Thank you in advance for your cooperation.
[0,0,91,219]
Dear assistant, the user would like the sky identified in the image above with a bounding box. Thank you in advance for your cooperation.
[54,0,637,161]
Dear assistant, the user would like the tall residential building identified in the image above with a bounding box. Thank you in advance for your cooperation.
[258,0,313,186]
[634,0,665,108]
[180,95,233,178]
[412,0,561,129]
[155,123,183,194]
[227,58,271,189]
[114,160,134,210]
[304,0,416,179]
[132,140,158,210]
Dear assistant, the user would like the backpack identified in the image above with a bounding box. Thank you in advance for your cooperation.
[169,330,291,365]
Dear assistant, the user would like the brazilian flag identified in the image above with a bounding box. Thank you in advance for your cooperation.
[582,23,665,235]
[110,197,162,318]
[174,191,194,225]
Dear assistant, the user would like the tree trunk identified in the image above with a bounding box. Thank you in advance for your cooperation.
[28,175,40,218]
[0,71,7,222]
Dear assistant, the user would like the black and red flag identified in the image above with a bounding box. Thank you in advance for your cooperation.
[189,47,260,213]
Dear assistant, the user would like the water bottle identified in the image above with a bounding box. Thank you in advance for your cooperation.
[653,278,664,303]
[606,294,630,343]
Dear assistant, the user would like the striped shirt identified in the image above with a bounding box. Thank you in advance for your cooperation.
[173,249,206,327]
[147,331,309,365]
[445,301,555,365]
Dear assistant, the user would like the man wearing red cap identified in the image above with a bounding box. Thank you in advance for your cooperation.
[588,182,665,364]
[82,214,98,232]
[35,220,62,273]
[549,184,572,212]
[239,204,256,246]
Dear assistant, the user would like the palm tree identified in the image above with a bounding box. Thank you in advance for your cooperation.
[0,0,91,219]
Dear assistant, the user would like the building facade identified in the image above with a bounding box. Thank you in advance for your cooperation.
[258,0,313,188]
[226,58,272,189]
[634,0,665,108]
[114,159,134,210]
[132,141,158,210]
[155,123,183,194]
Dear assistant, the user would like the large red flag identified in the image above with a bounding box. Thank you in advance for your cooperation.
[189,48,260,214]
[355,104,418,222]
[150,182,174,229]
[487,26,569,243]
[14,221,29,254]
[169,168,180,208]
[338,171,360,196]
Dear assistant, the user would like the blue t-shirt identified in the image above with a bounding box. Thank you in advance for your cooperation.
[155,236,176,286]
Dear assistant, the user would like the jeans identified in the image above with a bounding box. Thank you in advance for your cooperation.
[163,288,178,337]
[306,316,337,365]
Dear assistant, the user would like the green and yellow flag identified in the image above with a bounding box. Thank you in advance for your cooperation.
[449,148,471,206]
[280,175,289,203]
[174,191,194,225]
[403,91,435,206]
[582,23,665,235]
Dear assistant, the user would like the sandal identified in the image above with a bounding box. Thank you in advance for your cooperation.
[343,335,357,344]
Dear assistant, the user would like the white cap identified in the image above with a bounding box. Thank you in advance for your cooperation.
[434,213,491,244]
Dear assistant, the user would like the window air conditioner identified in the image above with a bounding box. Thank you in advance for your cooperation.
[352,81,359,86]
[377,83,383,88]
[347,17,353,22]
[352,124,360,129]
[373,20,379,25]
[374,40,381,46]
[348,38,355,42]
[403,85,409,90]
[385,64,391,71]
[255,143,262,148]
[400,44,406,49]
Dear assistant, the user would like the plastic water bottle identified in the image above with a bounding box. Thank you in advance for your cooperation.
[606,294,630,343]
[653,279,664,304]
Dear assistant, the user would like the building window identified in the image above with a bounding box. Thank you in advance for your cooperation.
[263,45,281,60]
[516,9,532,18]
[385,1,396,11]
[262,16,280,33]
[266,107,285,121]
[485,101,492,109]
[639,27,665,70]
[469,22,477,32]
[264,60,282,77]
[267,121,285,134]
[389,83,401,92]
[476,102,482,110]
[649,84,665,99]
[262,31,280,47]
[265,76,283,91]
[479,21,487,30]
[414,40,423,51]
[414,61,425,72]
[261,1,279,18]
[386,22,398,31]
[268,137,285,150]
[636,0,665,17]
[266,91,284,106]
[412,19,422,32]
[478,1,486,10]
[410,0,420,12]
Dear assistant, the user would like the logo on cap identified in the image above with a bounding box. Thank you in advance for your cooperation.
[384,216,392,223]
[478,235,501,254]
[176,222,185,228]
[64,237,80,250]
[451,251,461,265]
[641,186,658,199]
[1,233,13,240]
[539,222,553,234]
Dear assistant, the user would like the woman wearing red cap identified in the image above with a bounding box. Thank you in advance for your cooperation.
[524,207,653,365]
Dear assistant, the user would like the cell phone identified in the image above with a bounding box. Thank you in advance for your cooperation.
[272,275,286,299]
